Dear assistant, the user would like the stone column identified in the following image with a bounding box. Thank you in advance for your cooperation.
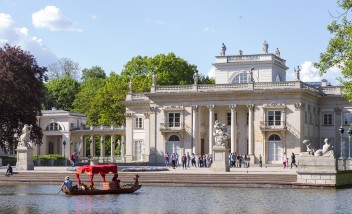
[110,135,115,162]
[230,105,237,153]
[100,135,105,158]
[90,135,94,157]
[208,105,215,154]
[121,135,125,161]
[247,104,254,155]
[192,106,199,154]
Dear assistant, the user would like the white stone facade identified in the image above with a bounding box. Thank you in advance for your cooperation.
[124,53,352,165]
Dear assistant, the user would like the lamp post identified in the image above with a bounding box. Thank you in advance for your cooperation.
[339,126,345,170]
[347,128,352,170]
[63,140,66,159]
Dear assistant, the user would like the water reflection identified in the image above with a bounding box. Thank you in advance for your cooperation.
[0,185,351,214]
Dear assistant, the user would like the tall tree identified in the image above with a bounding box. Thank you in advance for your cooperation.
[315,0,352,101]
[44,77,80,111]
[0,44,46,147]
[81,66,106,82]
[120,53,198,92]
[47,58,80,81]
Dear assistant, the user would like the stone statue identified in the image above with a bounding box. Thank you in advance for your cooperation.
[19,124,33,148]
[263,40,269,54]
[152,73,157,86]
[193,70,199,85]
[238,49,243,56]
[275,48,280,57]
[294,66,300,81]
[220,43,226,56]
[302,139,315,155]
[129,80,132,92]
[248,67,254,82]
[214,120,228,147]
[314,138,334,157]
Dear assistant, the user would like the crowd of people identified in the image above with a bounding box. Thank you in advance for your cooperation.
[164,152,213,169]
[228,153,251,168]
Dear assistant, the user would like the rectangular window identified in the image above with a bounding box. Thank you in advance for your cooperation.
[344,112,352,125]
[134,117,143,129]
[227,113,231,125]
[323,113,333,126]
[214,113,218,121]
[267,110,281,125]
[168,112,180,127]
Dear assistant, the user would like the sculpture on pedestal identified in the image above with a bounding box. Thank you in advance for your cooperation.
[220,43,226,56]
[301,138,334,157]
[214,120,228,147]
[18,124,33,148]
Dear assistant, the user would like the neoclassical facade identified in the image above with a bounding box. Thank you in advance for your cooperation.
[123,51,352,165]
[35,109,125,162]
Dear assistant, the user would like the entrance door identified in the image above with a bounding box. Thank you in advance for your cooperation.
[134,140,142,161]
[268,134,282,164]
[167,135,181,155]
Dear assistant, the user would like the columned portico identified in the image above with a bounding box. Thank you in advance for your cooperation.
[192,105,199,154]
[247,104,254,155]
[208,105,215,154]
[229,105,237,153]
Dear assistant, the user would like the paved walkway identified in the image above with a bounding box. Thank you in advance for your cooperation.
[0,165,298,175]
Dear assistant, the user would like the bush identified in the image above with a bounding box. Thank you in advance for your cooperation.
[0,156,17,166]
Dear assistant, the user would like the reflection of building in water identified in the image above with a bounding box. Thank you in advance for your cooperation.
[123,47,352,165]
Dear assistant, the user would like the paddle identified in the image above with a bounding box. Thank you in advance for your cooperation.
[55,188,62,195]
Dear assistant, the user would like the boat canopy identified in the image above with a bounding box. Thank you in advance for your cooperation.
[75,164,118,187]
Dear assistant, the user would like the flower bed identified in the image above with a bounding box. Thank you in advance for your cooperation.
[120,166,168,172]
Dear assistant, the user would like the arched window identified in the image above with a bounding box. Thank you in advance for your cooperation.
[169,135,180,141]
[268,134,281,141]
[233,73,248,83]
[46,122,62,131]
[275,74,281,82]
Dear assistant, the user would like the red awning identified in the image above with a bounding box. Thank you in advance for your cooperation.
[75,164,118,187]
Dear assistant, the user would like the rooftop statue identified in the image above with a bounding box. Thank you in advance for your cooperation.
[294,66,301,81]
[129,80,133,92]
[214,120,228,147]
[18,124,33,148]
[220,43,226,56]
[263,40,269,54]
[193,70,199,85]
[152,73,157,86]
[238,49,243,56]
[275,48,280,57]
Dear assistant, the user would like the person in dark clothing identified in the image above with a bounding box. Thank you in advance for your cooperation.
[5,164,12,176]
[291,152,298,168]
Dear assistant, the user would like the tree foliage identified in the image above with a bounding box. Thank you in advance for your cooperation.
[44,77,80,111]
[47,58,80,81]
[315,0,352,100]
[0,44,46,146]
[120,53,198,92]
[81,66,106,82]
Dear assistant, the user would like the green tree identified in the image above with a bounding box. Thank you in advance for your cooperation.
[315,0,352,100]
[81,66,106,82]
[47,58,80,81]
[0,44,46,146]
[87,73,128,126]
[72,77,106,119]
[121,53,198,92]
[44,77,80,111]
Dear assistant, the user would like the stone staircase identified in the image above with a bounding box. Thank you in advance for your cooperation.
[0,171,297,188]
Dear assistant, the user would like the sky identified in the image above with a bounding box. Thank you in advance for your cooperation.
[0,0,345,85]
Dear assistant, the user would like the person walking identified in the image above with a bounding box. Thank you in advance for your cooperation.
[164,153,169,167]
[171,153,176,169]
[283,153,288,169]
[291,152,298,168]
[182,153,187,169]
[186,152,191,168]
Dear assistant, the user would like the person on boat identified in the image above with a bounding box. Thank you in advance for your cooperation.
[5,164,12,176]
[111,176,121,189]
[61,176,73,190]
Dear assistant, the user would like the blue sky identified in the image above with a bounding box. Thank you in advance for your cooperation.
[0,0,344,85]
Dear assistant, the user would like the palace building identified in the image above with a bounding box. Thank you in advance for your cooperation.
[123,47,352,165]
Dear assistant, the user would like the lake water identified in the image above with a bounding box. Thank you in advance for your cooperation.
[0,185,351,214]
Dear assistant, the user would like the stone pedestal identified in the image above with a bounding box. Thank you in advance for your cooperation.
[16,146,34,170]
[211,146,229,172]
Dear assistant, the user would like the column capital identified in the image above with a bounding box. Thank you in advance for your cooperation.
[192,105,198,112]
[144,112,150,119]
[149,106,157,113]
[229,104,237,111]
[207,105,215,111]
[294,103,306,111]
[246,104,254,110]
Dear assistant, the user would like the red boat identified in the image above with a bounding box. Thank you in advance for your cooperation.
[62,164,141,195]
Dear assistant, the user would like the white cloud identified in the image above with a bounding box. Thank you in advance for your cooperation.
[32,6,82,32]
[146,18,166,25]
[203,26,215,33]
[0,12,58,67]
[299,61,342,86]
